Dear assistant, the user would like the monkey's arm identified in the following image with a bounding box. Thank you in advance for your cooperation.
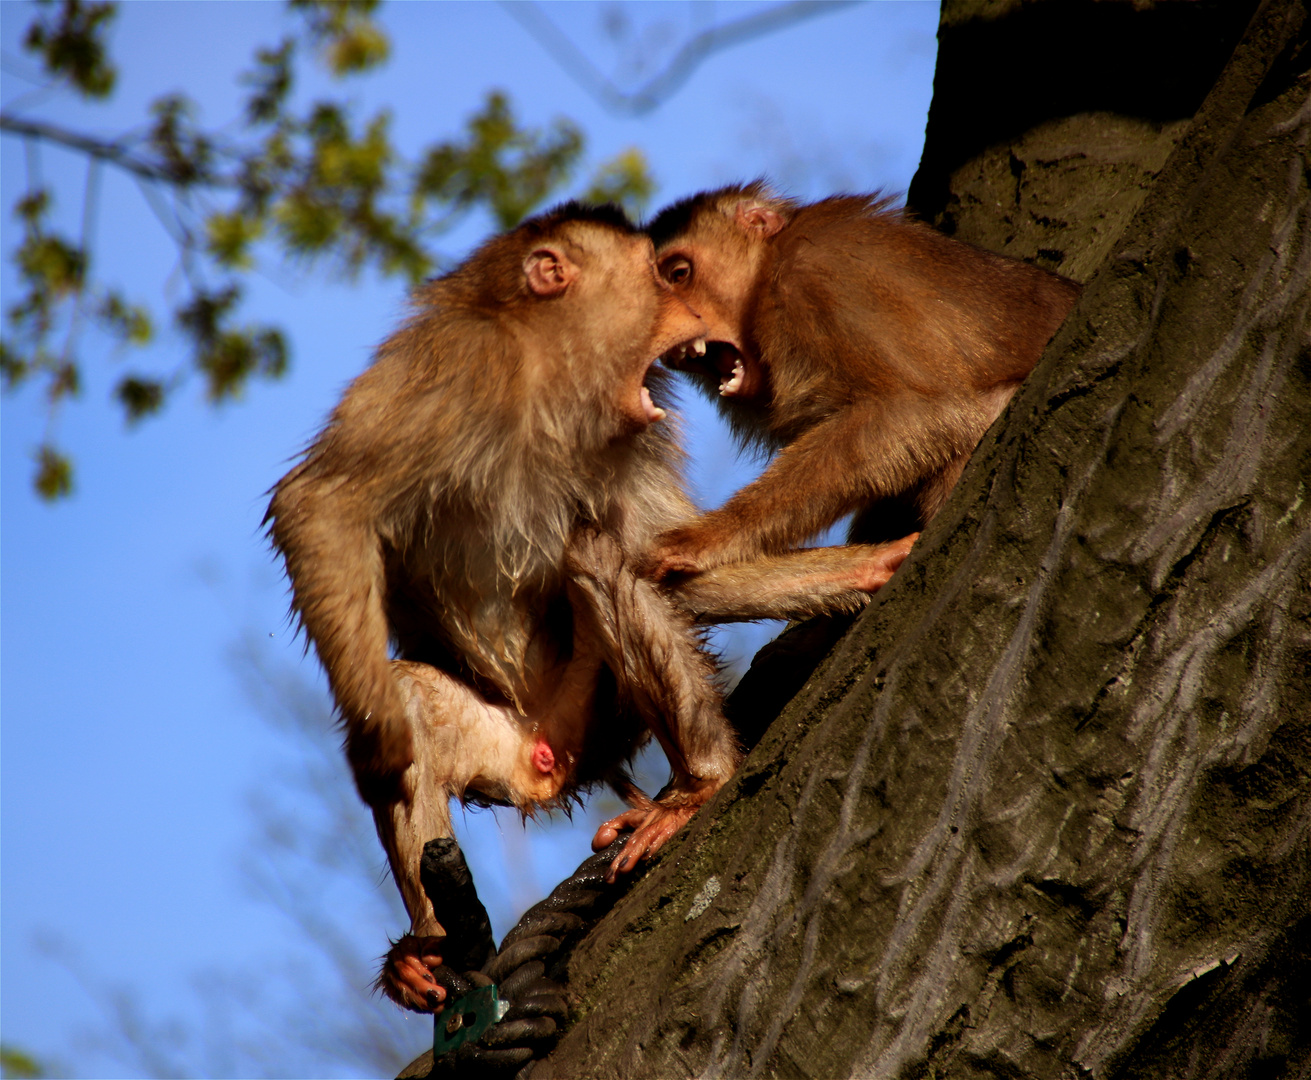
[668,537,917,623]
[565,531,742,881]
[649,397,982,577]
[267,479,414,804]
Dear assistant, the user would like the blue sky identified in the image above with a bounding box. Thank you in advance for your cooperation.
[1,3,937,1074]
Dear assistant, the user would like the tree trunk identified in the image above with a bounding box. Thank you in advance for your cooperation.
[535,1,1311,1077]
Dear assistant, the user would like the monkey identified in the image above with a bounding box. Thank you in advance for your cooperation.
[644,182,1082,577]
[266,203,917,1013]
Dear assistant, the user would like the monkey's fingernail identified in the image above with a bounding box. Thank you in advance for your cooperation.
[426,990,442,1008]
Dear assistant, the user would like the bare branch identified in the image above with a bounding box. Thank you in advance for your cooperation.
[0,112,237,187]
[500,0,862,116]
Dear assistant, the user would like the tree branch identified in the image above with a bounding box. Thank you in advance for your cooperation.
[0,112,235,187]
[500,0,862,116]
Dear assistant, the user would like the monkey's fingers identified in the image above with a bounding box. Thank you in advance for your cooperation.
[603,805,700,883]
[377,934,448,1013]
[592,808,650,852]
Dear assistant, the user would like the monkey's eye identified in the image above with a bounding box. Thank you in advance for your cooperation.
[662,258,693,286]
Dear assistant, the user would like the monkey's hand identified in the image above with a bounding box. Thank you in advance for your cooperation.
[853,533,919,591]
[376,933,448,1013]
[592,779,723,883]
[644,522,736,581]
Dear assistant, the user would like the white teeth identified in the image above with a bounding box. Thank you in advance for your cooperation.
[719,359,745,396]
[662,339,705,365]
[641,385,666,423]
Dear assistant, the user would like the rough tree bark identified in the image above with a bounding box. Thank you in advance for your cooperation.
[524,1,1311,1077]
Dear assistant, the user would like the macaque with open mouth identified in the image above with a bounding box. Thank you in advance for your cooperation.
[267,202,916,1012]
[646,182,1081,577]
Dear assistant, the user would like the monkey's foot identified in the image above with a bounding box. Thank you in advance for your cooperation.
[377,934,447,1013]
[854,533,919,591]
[592,784,718,882]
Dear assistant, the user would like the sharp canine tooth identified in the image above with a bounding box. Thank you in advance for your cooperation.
[692,338,707,356]
[719,358,745,396]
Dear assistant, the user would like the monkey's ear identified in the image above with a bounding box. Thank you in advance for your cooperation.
[525,248,579,297]
[736,203,786,238]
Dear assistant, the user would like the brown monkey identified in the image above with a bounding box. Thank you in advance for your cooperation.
[267,204,706,808]
[645,182,1082,576]
[267,203,915,1012]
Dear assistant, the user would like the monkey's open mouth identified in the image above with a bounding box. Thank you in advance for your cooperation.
[662,339,754,398]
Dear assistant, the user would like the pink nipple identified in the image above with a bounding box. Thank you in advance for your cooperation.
[532,740,556,774]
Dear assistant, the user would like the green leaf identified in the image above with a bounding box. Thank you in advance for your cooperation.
[149,94,212,185]
[23,0,117,99]
[274,191,342,254]
[291,0,389,76]
[197,327,287,401]
[175,284,240,344]
[175,284,285,401]
[314,111,391,191]
[97,292,153,344]
[582,148,655,217]
[205,211,263,269]
[6,3,615,497]
[413,92,585,229]
[15,189,52,223]
[327,21,389,75]
[34,444,73,500]
[243,39,294,125]
[0,341,31,390]
[16,234,86,296]
[114,375,165,422]
[49,360,80,402]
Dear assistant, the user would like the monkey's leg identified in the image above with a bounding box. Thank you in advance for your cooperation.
[668,536,918,624]
[565,531,742,881]
[266,485,415,805]
[648,398,985,578]
[912,453,972,523]
[373,660,546,1012]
